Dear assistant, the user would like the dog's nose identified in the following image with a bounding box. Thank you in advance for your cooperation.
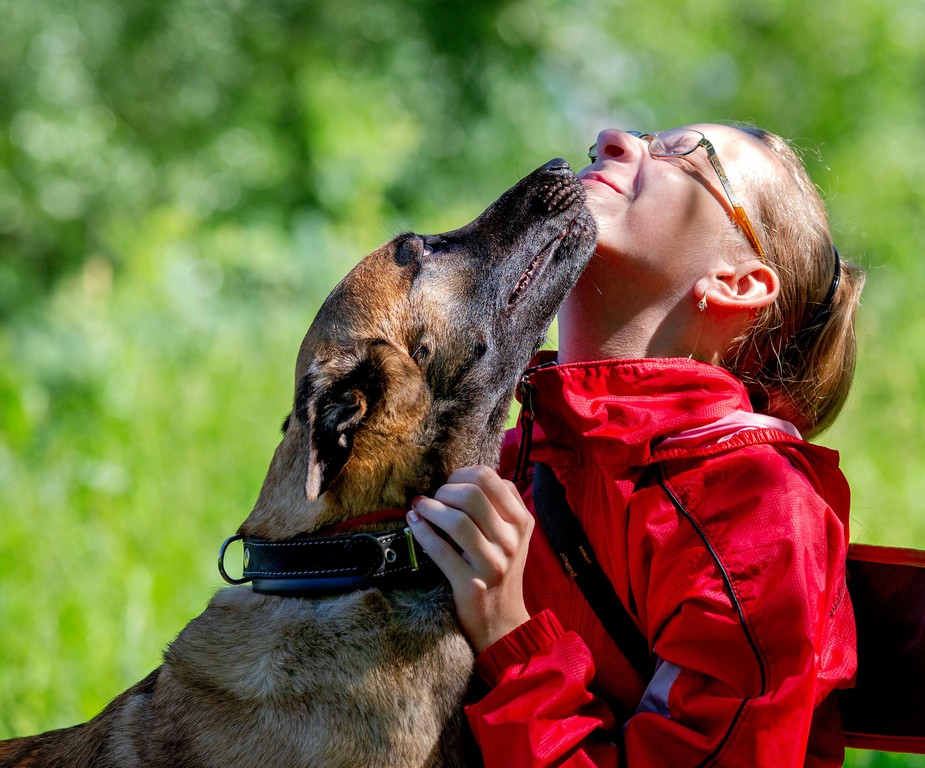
[541,158,571,173]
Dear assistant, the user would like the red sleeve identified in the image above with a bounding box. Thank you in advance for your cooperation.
[465,610,621,767]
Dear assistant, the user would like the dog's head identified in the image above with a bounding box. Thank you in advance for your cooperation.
[243,160,595,538]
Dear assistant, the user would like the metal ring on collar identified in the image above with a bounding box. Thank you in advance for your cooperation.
[218,534,251,585]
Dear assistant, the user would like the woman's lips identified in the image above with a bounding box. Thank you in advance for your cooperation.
[580,172,623,197]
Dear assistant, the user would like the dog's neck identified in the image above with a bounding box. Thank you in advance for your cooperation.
[313,508,408,535]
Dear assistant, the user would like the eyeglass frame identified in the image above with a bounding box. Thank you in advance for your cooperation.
[587,129,767,261]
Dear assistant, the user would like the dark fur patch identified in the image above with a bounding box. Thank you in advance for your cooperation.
[293,374,316,427]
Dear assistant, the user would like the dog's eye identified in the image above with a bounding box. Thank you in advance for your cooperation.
[421,237,447,257]
[411,343,429,364]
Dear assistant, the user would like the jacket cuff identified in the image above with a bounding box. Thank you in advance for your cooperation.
[474,609,566,686]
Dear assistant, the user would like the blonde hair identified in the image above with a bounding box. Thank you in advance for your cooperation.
[726,127,865,439]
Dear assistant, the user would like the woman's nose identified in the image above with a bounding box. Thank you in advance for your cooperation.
[592,129,641,162]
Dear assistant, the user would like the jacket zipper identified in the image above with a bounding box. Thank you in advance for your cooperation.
[513,360,557,482]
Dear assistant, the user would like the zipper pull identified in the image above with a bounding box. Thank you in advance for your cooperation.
[513,374,537,483]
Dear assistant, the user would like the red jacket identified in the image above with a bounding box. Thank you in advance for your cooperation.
[465,356,857,767]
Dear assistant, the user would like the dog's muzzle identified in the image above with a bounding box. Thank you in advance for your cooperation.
[218,526,444,596]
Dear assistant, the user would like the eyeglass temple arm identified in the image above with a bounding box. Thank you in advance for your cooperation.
[702,142,766,260]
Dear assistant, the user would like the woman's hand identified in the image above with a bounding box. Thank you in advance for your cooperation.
[406,465,534,654]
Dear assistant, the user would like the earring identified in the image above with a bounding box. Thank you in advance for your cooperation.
[697,296,707,312]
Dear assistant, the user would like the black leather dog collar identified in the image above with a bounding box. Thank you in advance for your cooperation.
[218,527,443,596]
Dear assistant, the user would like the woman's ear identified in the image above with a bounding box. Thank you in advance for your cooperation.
[695,259,780,311]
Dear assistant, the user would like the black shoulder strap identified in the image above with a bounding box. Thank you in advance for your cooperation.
[532,461,655,681]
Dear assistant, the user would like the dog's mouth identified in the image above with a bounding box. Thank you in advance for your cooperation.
[506,221,575,307]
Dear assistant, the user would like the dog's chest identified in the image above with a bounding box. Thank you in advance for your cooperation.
[163,585,476,768]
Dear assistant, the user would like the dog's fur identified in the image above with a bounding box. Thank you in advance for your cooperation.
[0,160,595,768]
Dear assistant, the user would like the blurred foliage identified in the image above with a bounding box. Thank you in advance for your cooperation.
[2,0,925,764]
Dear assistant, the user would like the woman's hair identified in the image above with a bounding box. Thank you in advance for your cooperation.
[725,126,866,439]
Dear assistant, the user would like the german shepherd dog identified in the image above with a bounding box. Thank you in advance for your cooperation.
[0,159,595,767]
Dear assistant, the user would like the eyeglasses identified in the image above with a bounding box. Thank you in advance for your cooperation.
[588,129,766,261]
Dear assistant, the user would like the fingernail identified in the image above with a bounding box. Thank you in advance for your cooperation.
[411,495,425,508]
[407,509,420,523]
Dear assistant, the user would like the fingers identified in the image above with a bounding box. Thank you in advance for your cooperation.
[404,506,472,583]
[418,466,533,574]
[441,465,531,525]
[405,465,535,594]
[405,465,534,652]
[437,465,533,551]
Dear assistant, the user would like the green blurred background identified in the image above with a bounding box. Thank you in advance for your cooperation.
[1,0,923,764]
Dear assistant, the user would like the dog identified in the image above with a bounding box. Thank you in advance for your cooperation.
[0,158,596,768]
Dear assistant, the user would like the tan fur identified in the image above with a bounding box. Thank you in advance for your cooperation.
[0,160,595,768]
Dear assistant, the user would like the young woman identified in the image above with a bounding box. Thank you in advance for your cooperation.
[406,124,865,767]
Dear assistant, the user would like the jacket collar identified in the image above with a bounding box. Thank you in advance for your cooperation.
[523,355,765,469]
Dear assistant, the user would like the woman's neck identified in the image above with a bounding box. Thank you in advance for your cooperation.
[557,290,694,365]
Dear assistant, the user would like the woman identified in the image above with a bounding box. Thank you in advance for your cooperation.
[406,124,864,767]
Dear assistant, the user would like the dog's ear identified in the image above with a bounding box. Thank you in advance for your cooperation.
[306,383,370,501]
[296,348,386,502]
